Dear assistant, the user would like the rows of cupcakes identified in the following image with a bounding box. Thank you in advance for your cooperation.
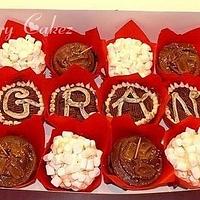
[1,18,200,192]
[2,19,200,80]
[2,114,200,191]
[0,20,107,78]
[1,65,200,191]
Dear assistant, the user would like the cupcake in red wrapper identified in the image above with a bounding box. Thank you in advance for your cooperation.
[38,114,111,192]
[44,66,100,127]
[46,26,107,78]
[102,115,175,190]
[97,73,169,126]
[156,28,200,78]
[0,20,47,74]
[0,115,45,188]
[106,20,155,78]
[163,117,200,189]
[163,73,200,128]
[0,68,46,125]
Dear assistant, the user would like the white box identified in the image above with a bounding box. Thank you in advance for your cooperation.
[0,8,200,200]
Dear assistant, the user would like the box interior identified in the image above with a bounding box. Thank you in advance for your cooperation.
[0,9,200,194]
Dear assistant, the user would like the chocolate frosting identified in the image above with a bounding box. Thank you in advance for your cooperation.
[159,43,200,75]
[167,84,200,123]
[0,136,37,187]
[0,83,43,125]
[104,83,159,125]
[52,85,97,120]
[53,42,96,75]
[0,86,40,122]
[110,136,162,186]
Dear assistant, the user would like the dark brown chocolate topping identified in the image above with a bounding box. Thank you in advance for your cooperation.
[0,136,37,187]
[53,42,96,75]
[0,85,41,123]
[110,136,162,186]
[159,43,200,75]
[54,86,97,120]
[105,86,154,123]
[167,86,200,123]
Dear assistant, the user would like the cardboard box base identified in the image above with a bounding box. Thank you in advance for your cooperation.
[0,8,200,198]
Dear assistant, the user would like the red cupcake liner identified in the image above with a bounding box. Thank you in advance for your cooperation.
[0,20,48,74]
[102,115,175,190]
[45,26,107,78]
[37,113,111,192]
[163,116,200,189]
[0,67,46,125]
[44,65,99,127]
[106,20,156,77]
[0,115,45,188]
[162,73,200,128]
[156,27,200,78]
[97,73,170,125]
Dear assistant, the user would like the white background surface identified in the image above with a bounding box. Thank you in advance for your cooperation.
[1,10,200,42]
[0,0,200,12]
[0,8,198,194]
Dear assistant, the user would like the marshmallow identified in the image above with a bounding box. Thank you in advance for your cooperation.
[80,158,87,170]
[51,175,62,187]
[89,168,100,179]
[81,148,97,158]
[0,34,45,74]
[62,131,73,138]
[90,140,96,148]
[175,159,189,171]
[86,159,94,171]
[107,38,153,77]
[71,181,84,189]
[94,156,101,167]
[165,127,200,186]
[189,153,198,167]
[46,165,55,176]
[57,167,66,177]
[63,179,71,188]
[71,172,80,180]
[191,166,200,180]
[78,173,86,182]
[174,138,183,147]
[49,161,62,171]
[72,143,83,154]
[174,147,185,157]
[185,127,196,134]
[43,131,102,191]
[43,152,54,162]
[97,150,103,158]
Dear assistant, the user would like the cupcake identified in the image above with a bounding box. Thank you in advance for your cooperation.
[0,135,37,187]
[104,82,159,125]
[0,80,44,125]
[159,43,200,75]
[98,74,168,126]
[109,135,163,186]
[102,116,175,190]
[43,131,102,191]
[0,116,45,188]
[45,66,99,125]
[107,38,153,77]
[0,20,47,74]
[49,83,97,120]
[53,42,96,75]
[156,28,200,77]
[163,118,200,188]
[166,82,200,124]
[106,20,155,78]
[46,27,107,78]
[38,114,110,192]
